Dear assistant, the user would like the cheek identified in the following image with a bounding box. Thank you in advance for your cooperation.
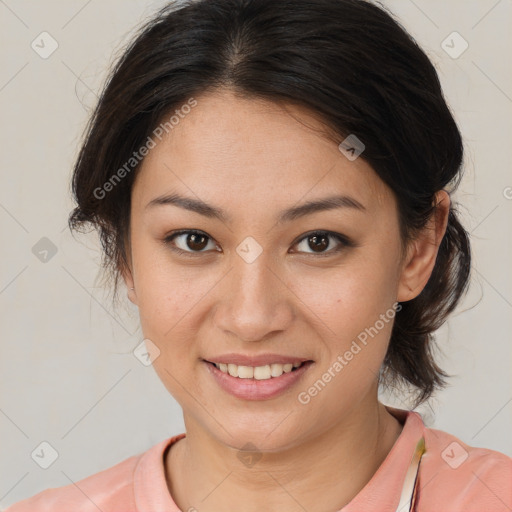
[130,240,198,355]
[294,269,399,418]
[134,266,203,402]
[293,252,400,390]
[295,254,399,336]
[132,232,198,324]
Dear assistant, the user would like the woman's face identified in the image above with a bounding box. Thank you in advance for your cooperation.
[125,88,411,451]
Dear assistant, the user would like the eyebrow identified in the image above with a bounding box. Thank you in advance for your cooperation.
[145,192,366,224]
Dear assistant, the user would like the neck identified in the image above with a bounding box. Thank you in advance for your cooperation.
[166,399,403,512]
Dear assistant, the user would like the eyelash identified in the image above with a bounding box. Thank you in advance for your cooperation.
[162,229,354,258]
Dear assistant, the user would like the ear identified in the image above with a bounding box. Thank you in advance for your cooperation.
[397,190,451,302]
[120,263,138,306]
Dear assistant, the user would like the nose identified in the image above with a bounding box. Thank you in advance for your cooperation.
[214,250,294,343]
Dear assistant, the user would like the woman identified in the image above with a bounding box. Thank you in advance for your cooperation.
[6,0,511,510]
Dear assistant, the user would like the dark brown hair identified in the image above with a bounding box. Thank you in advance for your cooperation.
[68,0,471,408]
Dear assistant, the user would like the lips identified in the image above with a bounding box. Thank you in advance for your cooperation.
[203,353,312,367]
[203,358,314,400]
[206,360,305,380]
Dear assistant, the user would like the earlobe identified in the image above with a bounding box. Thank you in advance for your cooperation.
[121,266,138,305]
[397,190,451,302]
[127,287,138,305]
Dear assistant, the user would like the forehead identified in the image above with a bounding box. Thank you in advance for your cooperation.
[133,89,391,215]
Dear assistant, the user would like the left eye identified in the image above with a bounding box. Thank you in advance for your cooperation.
[293,231,350,255]
[163,229,351,256]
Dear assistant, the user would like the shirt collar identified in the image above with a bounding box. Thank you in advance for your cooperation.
[133,406,425,512]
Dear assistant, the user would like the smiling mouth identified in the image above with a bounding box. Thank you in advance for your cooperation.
[203,360,310,380]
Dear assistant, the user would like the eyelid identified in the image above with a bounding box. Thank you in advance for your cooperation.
[163,229,219,257]
[163,229,354,257]
[289,230,354,257]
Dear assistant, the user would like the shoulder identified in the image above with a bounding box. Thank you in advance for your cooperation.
[3,455,140,512]
[417,423,512,512]
[3,438,172,512]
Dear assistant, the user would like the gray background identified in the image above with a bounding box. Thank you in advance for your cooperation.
[1,0,511,507]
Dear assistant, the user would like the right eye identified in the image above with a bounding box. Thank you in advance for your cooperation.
[163,229,220,256]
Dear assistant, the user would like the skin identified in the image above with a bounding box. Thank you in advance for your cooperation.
[122,88,450,512]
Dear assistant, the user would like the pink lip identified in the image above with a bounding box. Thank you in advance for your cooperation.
[203,353,311,366]
[204,360,314,400]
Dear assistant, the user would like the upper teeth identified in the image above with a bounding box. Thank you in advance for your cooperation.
[214,362,303,380]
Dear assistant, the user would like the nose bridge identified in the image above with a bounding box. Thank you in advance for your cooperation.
[215,240,293,341]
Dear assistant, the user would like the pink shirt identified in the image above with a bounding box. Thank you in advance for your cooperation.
[5,406,512,511]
